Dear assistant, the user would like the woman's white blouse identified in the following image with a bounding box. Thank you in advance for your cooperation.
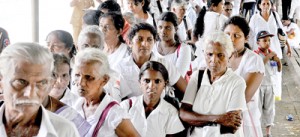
[249,12,285,59]
[108,43,129,71]
[152,42,191,77]
[73,94,130,137]
[120,95,185,137]
[115,53,181,98]
[182,68,247,137]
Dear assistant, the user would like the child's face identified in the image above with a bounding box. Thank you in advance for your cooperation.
[257,36,271,49]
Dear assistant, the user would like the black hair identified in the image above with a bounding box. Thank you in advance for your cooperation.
[158,12,181,44]
[256,0,273,11]
[131,0,150,13]
[127,23,157,42]
[207,0,223,8]
[139,61,169,85]
[224,1,233,6]
[97,0,121,13]
[100,12,126,43]
[83,10,103,26]
[223,16,251,49]
[46,30,77,58]
[193,6,206,38]
[193,0,223,38]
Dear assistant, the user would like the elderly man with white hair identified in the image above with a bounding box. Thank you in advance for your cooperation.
[180,31,247,137]
[0,43,80,137]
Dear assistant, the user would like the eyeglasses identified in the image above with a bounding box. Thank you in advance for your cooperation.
[225,9,232,12]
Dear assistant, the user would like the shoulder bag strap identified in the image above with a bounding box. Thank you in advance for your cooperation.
[183,16,191,40]
[151,13,157,29]
[190,69,205,134]
[129,99,132,109]
[176,43,182,57]
[272,11,280,28]
[156,0,163,14]
[92,101,119,137]
[196,70,205,92]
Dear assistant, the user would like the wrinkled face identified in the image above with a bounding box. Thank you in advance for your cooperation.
[205,42,228,75]
[173,5,186,19]
[131,30,155,58]
[127,0,144,13]
[259,0,271,13]
[46,34,70,57]
[73,62,107,98]
[99,17,120,41]
[50,63,70,95]
[140,69,166,102]
[157,21,176,41]
[223,24,247,52]
[257,36,271,49]
[0,61,53,115]
[78,34,101,51]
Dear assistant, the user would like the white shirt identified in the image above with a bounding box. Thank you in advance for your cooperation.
[182,68,247,137]
[195,11,228,57]
[186,3,198,26]
[115,53,181,98]
[177,16,193,41]
[233,49,264,128]
[60,88,79,107]
[152,42,191,77]
[255,50,277,86]
[73,94,130,137]
[283,22,300,48]
[120,95,185,137]
[0,105,80,137]
[149,0,168,20]
[289,0,300,19]
[108,43,129,71]
[249,12,285,59]
[232,0,241,16]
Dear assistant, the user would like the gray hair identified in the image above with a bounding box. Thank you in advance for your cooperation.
[171,0,187,9]
[74,48,110,77]
[0,42,54,76]
[204,31,234,56]
[77,25,104,50]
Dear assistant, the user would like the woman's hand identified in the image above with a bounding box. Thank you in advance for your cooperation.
[215,111,242,130]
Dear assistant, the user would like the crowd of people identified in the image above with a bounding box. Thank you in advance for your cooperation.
[0,0,299,137]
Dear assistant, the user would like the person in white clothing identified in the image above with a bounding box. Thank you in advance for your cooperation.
[223,16,265,137]
[0,43,80,137]
[126,0,156,26]
[72,48,140,137]
[115,23,187,99]
[171,0,193,41]
[153,12,191,77]
[191,0,228,71]
[50,53,79,107]
[99,12,130,71]
[241,0,256,20]
[180,31,247,137]
[121,61,185,137]
[46,30,77,60]
[249,0,291,101]
[282,17,300,48]
[77,25,105,51]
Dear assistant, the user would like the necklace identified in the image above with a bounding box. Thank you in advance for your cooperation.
[232,47,246,58]
[158,42,176,55]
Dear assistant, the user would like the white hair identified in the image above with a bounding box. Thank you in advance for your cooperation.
[77,25,104,49]
[171,0,187,9]
[204,31,234,56]
[74,48,110,77]
[0,42,54,76]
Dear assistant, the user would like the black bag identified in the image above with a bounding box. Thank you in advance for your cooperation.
[272,11,287,47]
